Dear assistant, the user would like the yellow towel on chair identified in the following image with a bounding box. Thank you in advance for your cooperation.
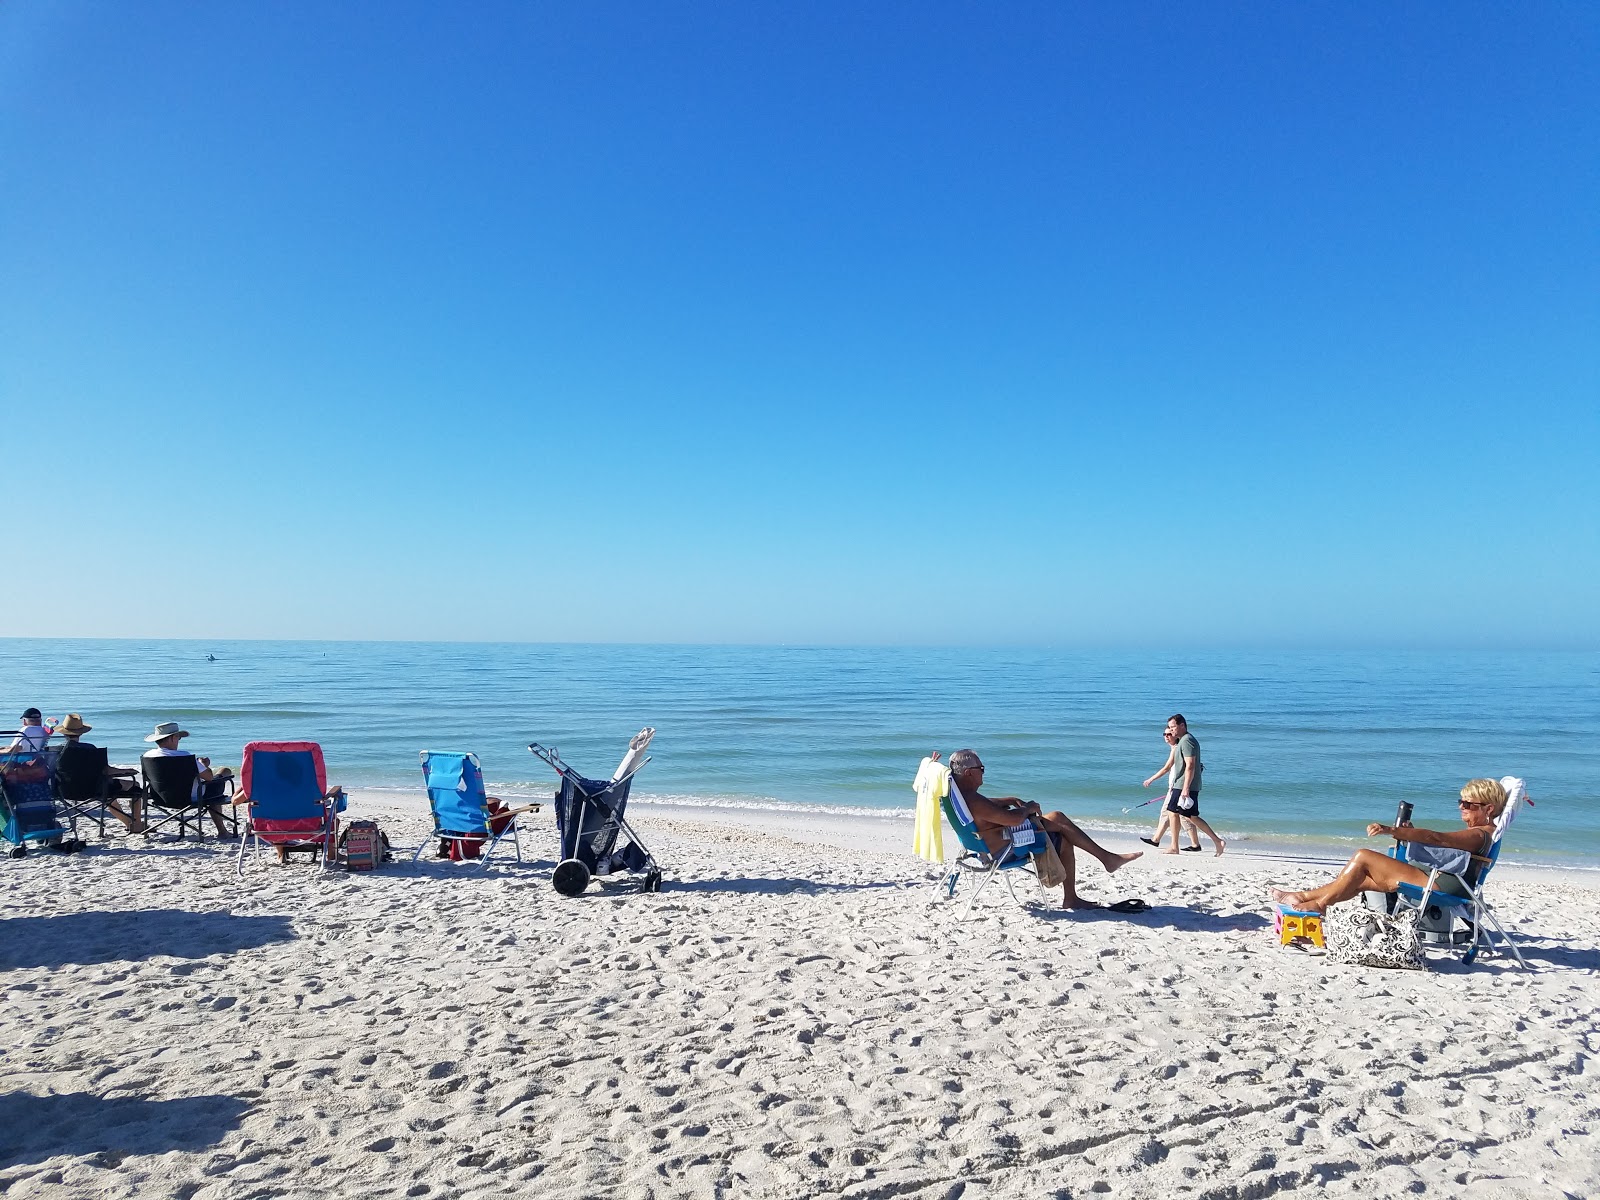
[912,757,948,863]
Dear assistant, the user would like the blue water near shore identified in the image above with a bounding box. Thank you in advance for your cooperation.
[3,639,1596,866]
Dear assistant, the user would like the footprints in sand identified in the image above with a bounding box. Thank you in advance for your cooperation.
[0,806,1593,1200]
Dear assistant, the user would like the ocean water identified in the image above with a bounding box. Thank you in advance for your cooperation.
[3,640,1595,866]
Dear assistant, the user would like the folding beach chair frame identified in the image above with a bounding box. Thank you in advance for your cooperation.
[234,741,343,876]
[2,744,83,856]
[528,739,662,895]
[1395,836,1529,970]
[415,751,528,869]
[936,780,1041,916]
[53,742,139,839]
[141,755,238,840]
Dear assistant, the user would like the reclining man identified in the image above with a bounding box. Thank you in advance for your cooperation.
[947,748,1141,909]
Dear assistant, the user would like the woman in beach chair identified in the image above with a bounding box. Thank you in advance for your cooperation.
[1269,778,1506,917]
[234,741,346,874]
[946,749,1142,910]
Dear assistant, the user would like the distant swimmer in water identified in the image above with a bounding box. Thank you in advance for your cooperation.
[206,654,216,661]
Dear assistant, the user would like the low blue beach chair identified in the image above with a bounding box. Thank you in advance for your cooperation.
[1,746,80,857]
[416,751,529,868]
[1393,826,1527,969]
[938,777,1044,914]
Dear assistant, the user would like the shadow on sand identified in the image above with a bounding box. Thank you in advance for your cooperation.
[0,910,296,969]
[1035,904,1272,933]
[0,1091,250,1169]
[661,877,910,897]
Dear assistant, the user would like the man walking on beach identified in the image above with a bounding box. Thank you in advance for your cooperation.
[947,749,1141,908]
[1165,715,1224,856]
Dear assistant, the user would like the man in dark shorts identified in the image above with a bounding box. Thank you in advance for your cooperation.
[1164,715,1224,856]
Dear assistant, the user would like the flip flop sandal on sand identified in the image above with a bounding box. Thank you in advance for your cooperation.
[1107,898,1152,914]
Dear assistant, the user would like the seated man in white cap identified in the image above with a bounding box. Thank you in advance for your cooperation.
[141,721,235,837]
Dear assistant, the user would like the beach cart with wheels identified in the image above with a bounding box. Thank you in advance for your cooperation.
[1,746,81,857]
[528,728,662,896]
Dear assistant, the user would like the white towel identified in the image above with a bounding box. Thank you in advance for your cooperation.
[1497,775,1530,835]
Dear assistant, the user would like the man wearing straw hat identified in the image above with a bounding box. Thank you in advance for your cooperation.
[140,721,236,838]
[57,713,146,833]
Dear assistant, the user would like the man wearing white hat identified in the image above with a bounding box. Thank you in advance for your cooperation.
[140,722,235,837]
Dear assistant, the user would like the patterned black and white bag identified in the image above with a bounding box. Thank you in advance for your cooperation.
[1324,904,1425,970]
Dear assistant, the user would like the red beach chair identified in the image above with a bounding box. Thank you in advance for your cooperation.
[234,741,345,875]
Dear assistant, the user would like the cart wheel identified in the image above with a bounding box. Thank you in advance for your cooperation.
[9,846,27,859]
[642,870,662,893]
[1463,945,1479,966]
[553,858,591,897]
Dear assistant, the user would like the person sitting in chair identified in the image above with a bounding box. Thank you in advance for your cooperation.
[1268,778,1506,914]
[57,713,146,833]
[946,748,1142,909]
[5,708,50,755]
[141,721,236,838]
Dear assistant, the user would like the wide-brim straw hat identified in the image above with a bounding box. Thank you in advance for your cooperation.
[144,721,190,743]
[58,713,92,737]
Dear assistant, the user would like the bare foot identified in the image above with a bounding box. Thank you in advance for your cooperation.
[1161,848,1181,855]
[1063,896,1104,909]
[1268,886,1313,909]
[1106,851,1143,873]
[1214,839,1226,857]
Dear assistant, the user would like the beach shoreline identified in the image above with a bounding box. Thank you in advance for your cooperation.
[352,788,1600,892]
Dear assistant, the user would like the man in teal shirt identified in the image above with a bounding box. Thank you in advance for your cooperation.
[1165,714,1225,856]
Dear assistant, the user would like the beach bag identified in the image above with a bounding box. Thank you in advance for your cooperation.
[441,832,482,860]
[1324,904,1424,970]
[1034,836,1069,890]
[341,820,387,871]
[487,798,513,837]
[0,758,48,785]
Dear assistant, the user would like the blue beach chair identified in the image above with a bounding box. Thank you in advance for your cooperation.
[938,776,1045,914]
[416,751,529,868]
[1393,829,1527,969]
[234,741,345,875]
[529,728,661,896]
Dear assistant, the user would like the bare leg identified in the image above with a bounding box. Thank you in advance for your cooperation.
[1143,811,1169,847]
[1041,811,1142,876]
[208,805,232,838]
[1161,814,1183,854]
[1054,839,1099,908]
[1182,817,1202,850]
[1269,849,1428,913]
[1187,815,1225,856]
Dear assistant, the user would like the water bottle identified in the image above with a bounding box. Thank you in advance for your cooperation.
[1395,801,1413,828]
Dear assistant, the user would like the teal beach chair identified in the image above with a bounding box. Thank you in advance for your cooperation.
[938,777,1045,914]
[1392,776,1530,969]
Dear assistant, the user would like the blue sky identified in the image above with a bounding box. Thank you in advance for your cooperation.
[2,3,1595,646]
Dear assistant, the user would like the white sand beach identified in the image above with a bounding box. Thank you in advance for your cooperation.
[2,795,1596,1199]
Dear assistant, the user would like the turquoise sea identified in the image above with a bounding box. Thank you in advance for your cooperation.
[3,640,1595,866]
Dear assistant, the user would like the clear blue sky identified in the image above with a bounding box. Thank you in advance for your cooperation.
[2,3,1595,646]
